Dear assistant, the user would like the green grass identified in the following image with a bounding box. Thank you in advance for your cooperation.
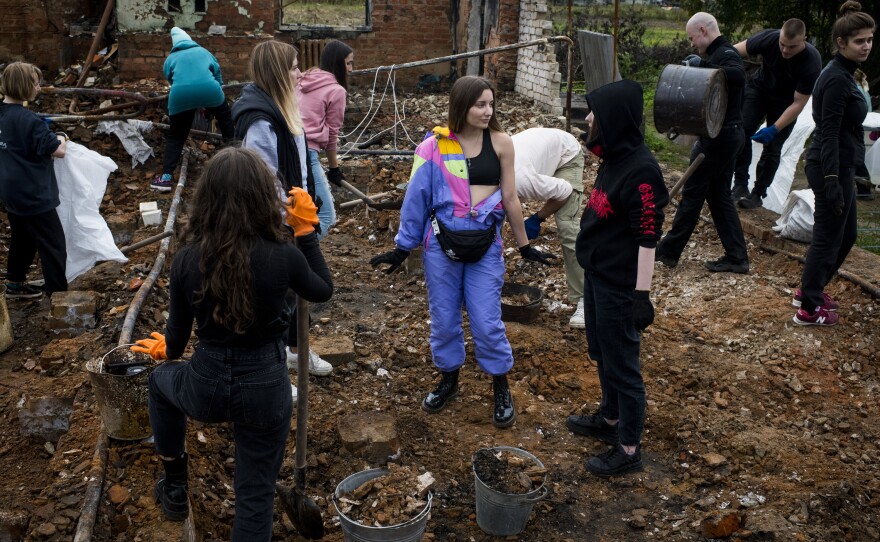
[857,204,880,254]
[282,0,366,27]
[643,26,687,45]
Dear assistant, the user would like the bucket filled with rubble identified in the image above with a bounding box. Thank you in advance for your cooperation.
[84,344,155,440]
[472,446,548,536]
[333,464,433,542]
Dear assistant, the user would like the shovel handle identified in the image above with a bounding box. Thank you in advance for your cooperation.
[336,178,379,207]
[669,153,705,200]
[294,240,310,472]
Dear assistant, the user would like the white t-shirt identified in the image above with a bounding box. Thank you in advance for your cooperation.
[512,128,582,202]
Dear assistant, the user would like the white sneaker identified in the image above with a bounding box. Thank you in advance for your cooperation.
[286,349,334,376]
[291,383,298,404]
[568,298,585,328]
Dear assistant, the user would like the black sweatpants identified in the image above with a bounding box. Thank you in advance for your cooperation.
[6,209,68,294]
[733,86,796,197]
[162,101,235,176]
[799,163,858,312]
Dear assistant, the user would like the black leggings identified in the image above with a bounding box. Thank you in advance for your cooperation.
[162,101,235,175]
[6,209,67,294]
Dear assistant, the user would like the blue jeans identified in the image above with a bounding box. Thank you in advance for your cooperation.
[149,340,292,541]
[309,149,336,240]
[583,273,644,447]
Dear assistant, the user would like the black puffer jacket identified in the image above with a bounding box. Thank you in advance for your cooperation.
[576,80,669,289]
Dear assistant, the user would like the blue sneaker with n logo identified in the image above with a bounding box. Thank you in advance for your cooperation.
[150,174,174,192]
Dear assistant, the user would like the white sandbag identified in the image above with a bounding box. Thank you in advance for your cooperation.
[54,141,128,281]
[771,188,815,242]
[746,97,815,214]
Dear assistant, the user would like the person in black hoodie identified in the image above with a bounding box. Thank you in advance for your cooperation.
[232,40,334,378]
[565,80,668,477]
[655,11,750,274]
[793,2,874,326]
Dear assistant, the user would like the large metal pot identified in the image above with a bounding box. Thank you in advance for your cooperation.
[654,64,728,139]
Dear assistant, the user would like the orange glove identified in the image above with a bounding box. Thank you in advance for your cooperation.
[285,187,320,237]
[130,332,167,361]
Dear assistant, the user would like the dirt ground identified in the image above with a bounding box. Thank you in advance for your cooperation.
[0,83,878,542]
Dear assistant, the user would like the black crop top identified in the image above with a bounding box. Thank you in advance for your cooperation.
[467,129,501,186]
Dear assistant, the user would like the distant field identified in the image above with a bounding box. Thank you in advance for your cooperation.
[282,0,366,27]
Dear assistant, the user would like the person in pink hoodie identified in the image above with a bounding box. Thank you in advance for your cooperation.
[296,40,354,239]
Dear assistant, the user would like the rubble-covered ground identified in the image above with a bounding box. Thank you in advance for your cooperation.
[0,82,878,542]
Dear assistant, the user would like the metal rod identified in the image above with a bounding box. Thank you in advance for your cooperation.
[72,428,108,542]
[70,0,115,114]
[566,0,573,132]
[119,230,174,255]
[349,36,575,76]
[339,191,395,209]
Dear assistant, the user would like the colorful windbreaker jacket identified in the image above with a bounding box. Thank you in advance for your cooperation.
[394,127,505,252]
[576,80,669,289]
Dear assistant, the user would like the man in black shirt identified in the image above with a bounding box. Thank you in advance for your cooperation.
[656,11,750,274]
[733,19,822,209]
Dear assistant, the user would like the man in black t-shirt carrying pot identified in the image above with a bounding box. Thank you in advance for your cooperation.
[732,19,822,209]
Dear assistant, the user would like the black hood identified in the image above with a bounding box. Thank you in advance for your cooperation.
[585,79,644,163]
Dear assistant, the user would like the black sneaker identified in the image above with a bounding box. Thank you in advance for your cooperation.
[586,445,644,477]
[654,249,679,268]
[704,256,749,274]
[566,411,619,444]
[5,282,42,299]
[737,191,763,209]
[731,185,749,201]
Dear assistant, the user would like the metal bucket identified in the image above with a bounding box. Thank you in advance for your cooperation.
[84,344,154,440]
[654,64,728,139]
[473,446,548,536]
[334,468,432,542]
[500,283,543,324]
[0,285,13,354]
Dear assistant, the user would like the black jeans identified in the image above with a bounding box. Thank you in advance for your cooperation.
[583,273,644,447]
[163,101,235,175]
[733,86,796,197]
[148,340,292,541]
[800,162,858,312]
[6,209,68,294]
[659,125,749,263]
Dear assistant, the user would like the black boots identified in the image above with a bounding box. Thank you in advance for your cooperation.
[492,374,516,428]
[155,453,189,521]
[422,369,460,413]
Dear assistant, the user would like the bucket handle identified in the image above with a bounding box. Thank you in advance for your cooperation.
[524,485,549,503]
[98,343,139,372]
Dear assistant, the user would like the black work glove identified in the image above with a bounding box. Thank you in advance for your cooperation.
[682,54,703,68]
[519,245,556,266]
[632,290,654,332]
[370,248,411,274]
[824,180,844,216]
[327,167,344,187]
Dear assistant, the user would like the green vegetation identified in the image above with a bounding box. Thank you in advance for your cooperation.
[282,0,366,27]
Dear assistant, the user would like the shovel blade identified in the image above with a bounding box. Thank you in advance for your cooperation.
[276,482,325,539]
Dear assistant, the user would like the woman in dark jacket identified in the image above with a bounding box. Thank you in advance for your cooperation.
[793,1,874,326]
[133,147,331,540]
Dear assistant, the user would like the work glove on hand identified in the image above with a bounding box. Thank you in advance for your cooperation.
[632,290,655,332]
[682,54,703,68]
[131,332,167,361]
[824,180,845,216]
[524,213,544,240]
[326,167,344,187]
[519,244,556,266]
[751,125,779,144]
[285,187,320,237]
[370,247,411,274]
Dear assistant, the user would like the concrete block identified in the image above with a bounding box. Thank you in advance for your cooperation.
[138,201,158,213]
[310,335,356,365]
[49,291,98,336]
[338,412,400,463]
[141,209,162,226]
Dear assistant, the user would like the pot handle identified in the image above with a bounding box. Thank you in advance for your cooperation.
[524,485,549,503]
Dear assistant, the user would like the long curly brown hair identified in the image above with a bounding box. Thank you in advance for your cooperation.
[182,147,287,334]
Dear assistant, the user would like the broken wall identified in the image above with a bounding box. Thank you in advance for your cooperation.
[515,0,562,115]
[0,0,94,72]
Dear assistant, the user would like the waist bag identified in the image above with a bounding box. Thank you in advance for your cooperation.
[430,211,496,263]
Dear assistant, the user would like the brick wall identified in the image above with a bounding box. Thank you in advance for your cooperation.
[514,0,562,115]
[483,0,519,90]
[0,0,94,72]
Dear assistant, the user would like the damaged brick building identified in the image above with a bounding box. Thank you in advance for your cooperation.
[0,0,562,113]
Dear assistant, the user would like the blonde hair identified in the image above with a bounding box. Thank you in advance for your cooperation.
[249,40,303,136]
[0,61,40,103]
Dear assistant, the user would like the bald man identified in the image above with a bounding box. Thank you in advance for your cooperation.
[656,12,750,274]
[732,19,822,209]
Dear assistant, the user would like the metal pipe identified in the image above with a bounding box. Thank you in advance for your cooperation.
[72,429,108,542]
[119,230,174,255]
[349,36,574,76]
[70,0,116,114]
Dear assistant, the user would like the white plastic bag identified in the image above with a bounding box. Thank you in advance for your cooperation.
[54,141,128,281]
[771,189,815,242]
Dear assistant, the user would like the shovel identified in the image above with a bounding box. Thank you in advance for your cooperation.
[275,287,325,538]
[336,178,403,210]
[668,152,705,200]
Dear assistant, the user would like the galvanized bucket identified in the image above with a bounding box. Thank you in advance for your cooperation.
[84,344,154,440]
[654,64,728,139]
[473,446,548,536]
